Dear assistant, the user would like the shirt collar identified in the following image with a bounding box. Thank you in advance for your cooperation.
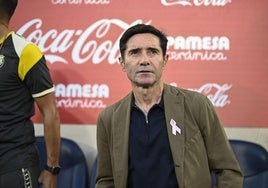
[131,92,164,109]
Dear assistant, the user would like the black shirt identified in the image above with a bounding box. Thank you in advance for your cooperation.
[0,32,54,174]
[128,96,178,188]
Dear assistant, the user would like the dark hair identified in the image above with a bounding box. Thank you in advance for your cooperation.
[119,24,168,58]
[0,0,18,21]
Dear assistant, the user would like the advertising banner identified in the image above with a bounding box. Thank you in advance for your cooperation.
[11,0,268,127]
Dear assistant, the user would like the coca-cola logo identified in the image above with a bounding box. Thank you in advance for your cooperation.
[170,82,232,107]
[196,83,232,107]
[161,0,232,6]
[17,18,151,65]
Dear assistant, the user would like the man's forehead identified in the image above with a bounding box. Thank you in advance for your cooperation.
[127,33,159,42]
[126,33,161,50]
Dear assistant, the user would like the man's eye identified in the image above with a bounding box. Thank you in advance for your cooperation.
[129,49,139,55]
[149,48,159,54]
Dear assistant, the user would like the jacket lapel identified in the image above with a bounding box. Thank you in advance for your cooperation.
[163,85,185,186]
[112,94,132,186]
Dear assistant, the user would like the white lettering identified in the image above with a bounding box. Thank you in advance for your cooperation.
[167,50,227,61]
[194,0,231,6]
[161,0,231,6]
[84,0,110,5]
[161,0,192,6]
[16,18,147,64]
[17,19,227,64]
[51,0,110,5]
[55,83,109,98]
[189,83,232,107]
[56,98,106,108]
[167,36,229,50]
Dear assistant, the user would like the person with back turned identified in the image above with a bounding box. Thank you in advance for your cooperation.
[95,24,243,188]
[0,1,61,187]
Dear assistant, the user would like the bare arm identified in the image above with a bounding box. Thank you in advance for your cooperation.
[35,92,60,188]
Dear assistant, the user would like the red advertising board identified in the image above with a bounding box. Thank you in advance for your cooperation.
[10,0,268,127]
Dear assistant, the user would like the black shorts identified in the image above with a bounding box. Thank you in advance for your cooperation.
[0,166,41,188]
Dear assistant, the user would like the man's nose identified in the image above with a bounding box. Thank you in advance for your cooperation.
[139,52,150,65]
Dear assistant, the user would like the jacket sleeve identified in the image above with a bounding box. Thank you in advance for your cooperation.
[198,97,244,188]
[96,111,115,188]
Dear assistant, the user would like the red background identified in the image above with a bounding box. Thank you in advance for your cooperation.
[10,0,268,127]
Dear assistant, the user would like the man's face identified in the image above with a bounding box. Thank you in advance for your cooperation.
[119,33,168,88]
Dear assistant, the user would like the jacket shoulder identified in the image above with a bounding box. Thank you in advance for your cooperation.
[98,93,132,118]
[165,84,208,102]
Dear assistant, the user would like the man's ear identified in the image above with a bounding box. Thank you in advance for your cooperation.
[163,54,169,67]
[119,57,126,71]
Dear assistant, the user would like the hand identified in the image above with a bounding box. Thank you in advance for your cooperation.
[38,170,57,188]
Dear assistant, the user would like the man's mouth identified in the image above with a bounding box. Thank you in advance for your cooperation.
[137,69,153,73]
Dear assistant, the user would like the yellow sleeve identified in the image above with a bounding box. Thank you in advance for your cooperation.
[18,43,43,81]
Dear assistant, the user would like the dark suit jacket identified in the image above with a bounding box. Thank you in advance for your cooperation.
[96,84,243,188]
